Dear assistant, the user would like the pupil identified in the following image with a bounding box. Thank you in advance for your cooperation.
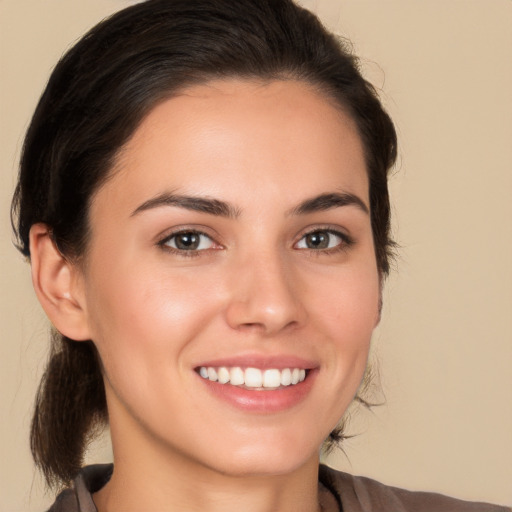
[307,232,328,249]
[176,233,199,250]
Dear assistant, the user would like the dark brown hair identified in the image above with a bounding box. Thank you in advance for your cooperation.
[11,0,397,488]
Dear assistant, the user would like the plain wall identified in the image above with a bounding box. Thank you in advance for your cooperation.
[1,1,511,510]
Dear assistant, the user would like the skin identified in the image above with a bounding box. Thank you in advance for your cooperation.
[31,79,381,512]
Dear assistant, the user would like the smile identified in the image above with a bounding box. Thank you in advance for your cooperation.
[198,366,307,389]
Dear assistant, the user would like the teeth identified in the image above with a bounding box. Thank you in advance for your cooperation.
[245,368,263,387]
[280,368,292,386]
[217,367,230,384]
[198,366,308,388]
[263,369,281,388]
[230,367,245,386]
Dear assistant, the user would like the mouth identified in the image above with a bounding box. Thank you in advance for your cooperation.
[197,366,308,390]
[194,356,317,412]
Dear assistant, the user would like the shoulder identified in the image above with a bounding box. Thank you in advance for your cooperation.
[46,464,113,512]
[319,464,511,512]
[46,489,78,512]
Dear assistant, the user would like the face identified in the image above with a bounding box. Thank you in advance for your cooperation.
[78,79,380,477]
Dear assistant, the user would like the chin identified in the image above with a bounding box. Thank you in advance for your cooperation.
[193,431,322,478]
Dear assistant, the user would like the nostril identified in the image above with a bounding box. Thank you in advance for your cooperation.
[236,321,266,332]
[224,278,305,334]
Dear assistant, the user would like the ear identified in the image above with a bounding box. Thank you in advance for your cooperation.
[29,223,91,341]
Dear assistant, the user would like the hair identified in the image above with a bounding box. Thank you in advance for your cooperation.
[11,0,397,488]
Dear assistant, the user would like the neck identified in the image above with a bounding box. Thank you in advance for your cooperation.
[94,404,322,512]
[95,450,321,512]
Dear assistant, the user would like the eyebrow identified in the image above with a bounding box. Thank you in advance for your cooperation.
[131,192,240,218]
[287,192,369,216]
[131,191,368,218]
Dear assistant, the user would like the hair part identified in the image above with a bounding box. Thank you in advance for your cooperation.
[11,0,397,488]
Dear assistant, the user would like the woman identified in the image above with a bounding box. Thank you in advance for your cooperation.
[10,0,510,511]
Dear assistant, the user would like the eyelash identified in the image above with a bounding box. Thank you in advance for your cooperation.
[295,228,354,256]
[158,229,219,258]
[157,227,354,258]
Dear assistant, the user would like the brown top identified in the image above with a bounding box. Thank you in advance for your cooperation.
[47,463,511,512]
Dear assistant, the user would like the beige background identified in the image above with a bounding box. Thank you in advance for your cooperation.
[1,1,511,510]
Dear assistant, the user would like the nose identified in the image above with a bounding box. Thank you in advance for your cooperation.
[224,250,306,336]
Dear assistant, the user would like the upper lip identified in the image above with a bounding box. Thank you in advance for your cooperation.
[194,354,318,370]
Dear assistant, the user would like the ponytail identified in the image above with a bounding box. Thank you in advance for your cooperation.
[30,331,107,488]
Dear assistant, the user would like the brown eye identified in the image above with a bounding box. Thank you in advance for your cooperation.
[164,231,215,251]
[304,232,329,249]
[295,230,347,251]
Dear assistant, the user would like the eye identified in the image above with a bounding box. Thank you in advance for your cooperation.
[161,231,216,251]
[295,229,349,251]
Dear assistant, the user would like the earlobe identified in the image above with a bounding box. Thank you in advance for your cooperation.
[29,223,91,341]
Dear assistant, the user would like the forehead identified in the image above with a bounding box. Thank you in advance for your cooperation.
[95,79,368,215]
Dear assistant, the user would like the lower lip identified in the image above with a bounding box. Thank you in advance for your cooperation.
[197,370,317,413]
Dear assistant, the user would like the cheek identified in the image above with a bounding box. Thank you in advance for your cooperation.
[83,259,224,372]
[308,263,380,337]
[306,264,379,396]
